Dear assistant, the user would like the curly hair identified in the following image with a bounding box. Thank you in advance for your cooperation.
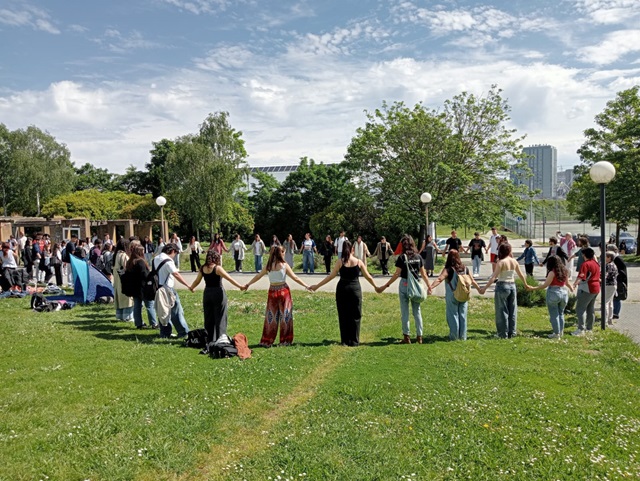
[545,255,568,283]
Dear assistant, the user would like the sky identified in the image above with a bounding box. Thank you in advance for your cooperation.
[1,0,639,174]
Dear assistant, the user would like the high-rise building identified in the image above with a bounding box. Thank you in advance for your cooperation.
[513,145,558,199]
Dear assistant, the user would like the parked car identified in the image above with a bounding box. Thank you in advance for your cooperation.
[436,238,447,251]
[617,232,637,254]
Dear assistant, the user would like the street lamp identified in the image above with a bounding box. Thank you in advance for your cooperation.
[156,196,167,242]
[589,161,616,330]
[421,192,432,241]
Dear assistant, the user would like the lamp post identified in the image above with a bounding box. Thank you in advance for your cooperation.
[420,192,432,241]
[589,161,616,330]
[156,196,167,242]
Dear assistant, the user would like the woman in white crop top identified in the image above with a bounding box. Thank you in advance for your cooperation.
[479,243,527,339]
[243,245,310,347]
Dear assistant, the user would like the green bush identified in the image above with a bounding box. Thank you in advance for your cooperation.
[516,276,547,307]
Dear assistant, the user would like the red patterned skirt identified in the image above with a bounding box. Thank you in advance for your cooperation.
[260,284,294,346]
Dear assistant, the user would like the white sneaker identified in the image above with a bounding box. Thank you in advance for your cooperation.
[571,329,585,337]
[473,273,479,278]
[548,333,561,339]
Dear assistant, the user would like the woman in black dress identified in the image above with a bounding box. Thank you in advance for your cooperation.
[189,250,244,344]
[320,235,334,274]
[310,241,380,346]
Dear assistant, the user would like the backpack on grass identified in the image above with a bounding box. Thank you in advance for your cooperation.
[184,329,208,349]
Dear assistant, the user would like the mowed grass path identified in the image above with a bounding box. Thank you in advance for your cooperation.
[1,291,639,481]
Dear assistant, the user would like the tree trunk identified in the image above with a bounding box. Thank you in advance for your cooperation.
[36,190,41,216]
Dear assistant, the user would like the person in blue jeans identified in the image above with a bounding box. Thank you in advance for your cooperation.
[301,233,317,274]
[480,243,528,338]
[429,250,481,340]
[153,243,191,339]
[377,234,432,344]
[126,244,158,329]
[526,255,574,338]
[516,239,539,277]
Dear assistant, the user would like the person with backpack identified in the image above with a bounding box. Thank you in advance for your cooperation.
[243,245,311,347]
[113,238,134,322]
[429,250,481,341]
[188,249,244,345]
[479,243,528,339]
[153,243,192,339]
[89,240,102,266]
[125,244,158,329]
[309,240,380,347]
[525,255,574,338]
[376,234,432,344]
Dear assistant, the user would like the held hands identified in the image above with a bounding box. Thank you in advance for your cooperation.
[478,287,486,295]
[375,285,387,294]
[306,285,316,292]
[241,284,249,291]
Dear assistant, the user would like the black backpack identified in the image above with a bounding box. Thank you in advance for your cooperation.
[143,258,170,301]
[184,329,208,349]
[31,293,59,312]
[207,340,238,359]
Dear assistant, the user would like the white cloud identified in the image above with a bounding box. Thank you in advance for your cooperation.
[194,45,255,71]
[574,0,640,25]
[94,29,162,53]
[159,0,233,15]
[0,3,60,34]
[578,29,640,65]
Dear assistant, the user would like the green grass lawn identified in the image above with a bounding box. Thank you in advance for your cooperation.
[1,291,639,481]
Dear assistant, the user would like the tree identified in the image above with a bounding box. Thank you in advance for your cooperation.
[248,170,281,237]
[146,139,175,198]
[344,87,531,240]
[74,163,116,191]
[113,165,150,195]
[568,86,640,244]
[0,124,12,216]
[166,112,248,238]
[10,126,75,216]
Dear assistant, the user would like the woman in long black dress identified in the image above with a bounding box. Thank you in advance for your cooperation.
[189,250,244,344]
[310,241,380,346]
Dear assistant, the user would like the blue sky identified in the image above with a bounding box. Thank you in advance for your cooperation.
[1,0,639,173]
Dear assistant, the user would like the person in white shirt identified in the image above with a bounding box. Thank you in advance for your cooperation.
[231,234,247,272]
[170,233,183,270]
[153,243,192,339]
[353,236,370,265]
[188,236,203,272]
[1,242,18,291]
[486,227,500,264]
[154,237,165,257]
[334,231,348,259]
[301,233,317,274]
[250,234,266,272]
[18,231,27,266]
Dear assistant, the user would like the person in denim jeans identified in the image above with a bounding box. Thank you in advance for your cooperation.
[516,239,539,277]
[480,243,527,338]
[153,243,192,338]
[526,255,573,338]
[571,247,600,336]
[429,250,481,340]
[126,244,158,329]
[377,235,432,344]
[301,233,317,274]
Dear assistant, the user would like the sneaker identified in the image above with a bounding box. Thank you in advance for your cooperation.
[613,315,619,320]
[473,273,479,278]
[571,329,585,336]
[548,333,561,339]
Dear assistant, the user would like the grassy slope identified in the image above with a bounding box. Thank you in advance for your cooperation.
[0,291,639,481]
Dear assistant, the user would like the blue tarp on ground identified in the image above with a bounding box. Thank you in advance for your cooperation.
[48,255,114,304]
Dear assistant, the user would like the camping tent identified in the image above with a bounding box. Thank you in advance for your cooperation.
[48,255,114,304]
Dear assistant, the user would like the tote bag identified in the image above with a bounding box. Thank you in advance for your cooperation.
[404,255,427,303]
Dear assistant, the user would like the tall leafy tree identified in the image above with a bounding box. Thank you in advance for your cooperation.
[146,139,175,198]
[0,124,12,216]
[166,112,248,238]
[74,163,116,191]
[568,86,640,243]
[10,126,75,216]
[344,87,530,240]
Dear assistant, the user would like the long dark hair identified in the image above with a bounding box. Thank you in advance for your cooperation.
[498,243,512,260]
[546,255,567,283]
[401,234,417,257]
[267,245,285,271]
[445,249,464,272]
[114,238,130,256]
[126,245,147,270]
[203,249,221,269]
[341,240,352,264]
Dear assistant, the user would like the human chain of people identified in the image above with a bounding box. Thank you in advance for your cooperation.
[1,227,628,349]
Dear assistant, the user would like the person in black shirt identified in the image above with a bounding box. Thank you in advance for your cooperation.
[444,230,463,254]
[466,232,486,278]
